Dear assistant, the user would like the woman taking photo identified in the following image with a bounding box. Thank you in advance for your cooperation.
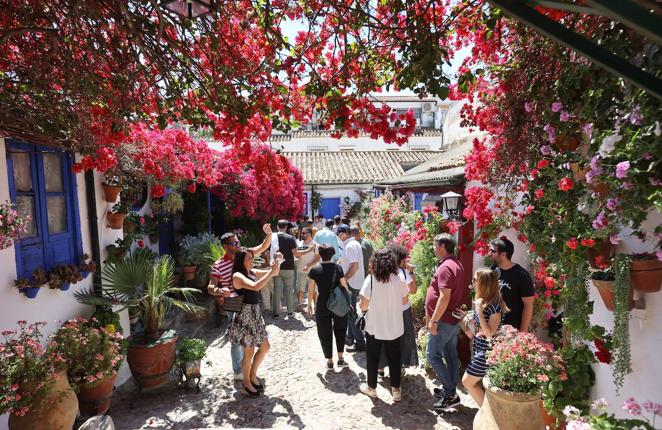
[377,244,419,378]
[460,268,507,406]
[306,244,350,370]
[228,248,281,397]
[358,249,409,402]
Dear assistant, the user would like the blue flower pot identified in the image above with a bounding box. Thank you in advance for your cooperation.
[82,270,90,279]
[59,282,71,291]
[23,287,40,299]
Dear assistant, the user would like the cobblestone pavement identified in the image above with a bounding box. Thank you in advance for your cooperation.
[110,309,477,430]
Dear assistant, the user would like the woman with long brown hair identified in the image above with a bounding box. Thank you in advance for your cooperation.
[460,268,508,406]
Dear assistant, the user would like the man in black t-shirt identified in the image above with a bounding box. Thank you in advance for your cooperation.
[272,219,314,318]
[490,238,535,331]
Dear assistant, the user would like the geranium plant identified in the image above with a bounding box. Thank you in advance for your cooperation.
[0,321,56,416]
[563,398,657,430]
[0,201,30,250]
[48,317,125,387]
[177,338,207,365]
[487,325,566,394]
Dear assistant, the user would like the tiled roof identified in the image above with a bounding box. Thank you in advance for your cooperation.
[378,137,474,187]
[270,128,442,142]
[282,151,443,185]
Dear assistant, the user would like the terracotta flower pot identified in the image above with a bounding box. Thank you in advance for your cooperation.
[77,372,118,417]
[569,162,588,182]
[540,401,565,430]
[587,240,615,269]
[589,181,609,198]
[554,134,580,153]
[102,184,122,203]
[149,233,159,244]
[8,370,78,430]
[591,279,634,311]
[127,331,177,389]
[473,378,544,430]
[107,212,125,229]
[629,258,662,293]
[181,265,197,281]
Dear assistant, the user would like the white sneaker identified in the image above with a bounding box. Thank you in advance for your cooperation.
[359,383,377,398]
[392,388,402,402]
[233,372,243,381]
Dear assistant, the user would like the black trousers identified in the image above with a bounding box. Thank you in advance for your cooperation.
[366,333,402,389]
[316,312,348,359]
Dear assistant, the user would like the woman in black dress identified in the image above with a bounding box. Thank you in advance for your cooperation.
[228,248,281,397]
[306,245,350,370]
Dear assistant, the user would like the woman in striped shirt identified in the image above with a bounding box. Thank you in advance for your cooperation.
[461,268,508,407]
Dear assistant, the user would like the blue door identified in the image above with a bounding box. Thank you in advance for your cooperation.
[158,219,175,256]
[319,198,341,220]
[414,193,424,211]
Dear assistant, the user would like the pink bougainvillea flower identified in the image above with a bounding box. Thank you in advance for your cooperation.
[150,184,166,198]
[551,101,563,112]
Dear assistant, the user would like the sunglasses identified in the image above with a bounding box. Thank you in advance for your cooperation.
[228,241,240,246]
[489,248,499,253]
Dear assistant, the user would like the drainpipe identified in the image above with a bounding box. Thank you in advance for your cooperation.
[311,184,316,219]
[84,170,103,296]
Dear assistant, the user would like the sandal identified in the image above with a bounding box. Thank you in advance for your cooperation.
[251,380,265,392]
[241,385,260,398]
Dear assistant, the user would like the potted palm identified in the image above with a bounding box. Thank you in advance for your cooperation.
[75,253,203,390]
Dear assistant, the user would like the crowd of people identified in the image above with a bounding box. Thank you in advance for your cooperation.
[206,215,535,413]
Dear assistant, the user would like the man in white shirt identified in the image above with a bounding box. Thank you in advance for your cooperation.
[337,224,366,351]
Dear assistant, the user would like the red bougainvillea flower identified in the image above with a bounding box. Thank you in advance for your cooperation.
[187,183,197,193]
[566,237,579,250]
[558,177,574,192]
[537,159,550,169]
[150,184,166,198]
[595,255,611,269]
[534,189,545,200]
[581,238,596,248]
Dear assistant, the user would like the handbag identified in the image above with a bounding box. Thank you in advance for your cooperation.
[220,295,244,313]
[355,276,372,331]
[326,266,351,317]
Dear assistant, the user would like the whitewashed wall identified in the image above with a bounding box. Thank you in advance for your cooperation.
[0,139,129,430]
[304,184,370,220]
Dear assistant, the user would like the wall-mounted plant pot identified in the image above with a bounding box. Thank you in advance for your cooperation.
[630,259,662,293]
[107,212,125,229]
[102,184,122,203]
[148,234,159,244]
[181,265,197,281]
[81,270,90,279]
[59,282,71,291]
[554,134,580,153]
[591,279,633,311]
[22,287,40,299]
[587,240,615,269]
[589,181,609,198]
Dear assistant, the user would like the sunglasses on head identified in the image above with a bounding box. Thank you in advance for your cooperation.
[489,248,500,253]
[228,241,240,246]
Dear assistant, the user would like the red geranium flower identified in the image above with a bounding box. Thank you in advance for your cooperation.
[534,189,545,200]
[537,159,550,169]
[566,237,578,250]
[558,177,574,192]
[581,238,596,248]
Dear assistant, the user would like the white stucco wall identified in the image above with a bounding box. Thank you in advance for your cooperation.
[0,139,129,430]
[304,184,371,220]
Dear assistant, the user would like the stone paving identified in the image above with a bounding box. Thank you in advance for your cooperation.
[110,309,477,430]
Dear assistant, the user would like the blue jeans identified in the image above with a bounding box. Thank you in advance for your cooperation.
[346,288,365,348]
[228,311,244,374]
[426,322,460,398]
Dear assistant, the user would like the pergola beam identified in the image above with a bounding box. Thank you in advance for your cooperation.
[586,0,662,46]
[488,0,662,101]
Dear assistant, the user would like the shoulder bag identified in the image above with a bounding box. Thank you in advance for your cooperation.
[355,275,372,331]
[326,265,350,317]
[221,294,244,313]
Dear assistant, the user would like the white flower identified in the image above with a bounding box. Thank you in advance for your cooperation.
[592,398,609,411]
[567,421,592,430]
[563,405,582,419]
[598,134,621,157]
[655,121,661,137]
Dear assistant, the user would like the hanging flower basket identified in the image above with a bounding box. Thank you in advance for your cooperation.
[102,184,122,203]
[22,286,41,299]
[587,240,615,269]
[629,257,662,293]
[107,212,125,229]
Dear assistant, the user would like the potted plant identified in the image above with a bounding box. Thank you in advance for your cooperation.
[123,211,143,234]
[587,239,615,269]
[31,269,49,289]
[150,191,184,219]
[14,277,40,299]
[75,253,203,390]
[177,338,207,380]
[629,252,662,293]
[49,264,83,291]
[0,201,30,250]
[101,172,124,203]
[563,398,656,430]
[105,238,131,264]
[107,202,129,230]
[178,234,200,281]
[142,213,159,244]
[590,268,617,311]
[473,325,565,430]
[79,254,97,279]
[48,317,125,417]
[1,321,78,430]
